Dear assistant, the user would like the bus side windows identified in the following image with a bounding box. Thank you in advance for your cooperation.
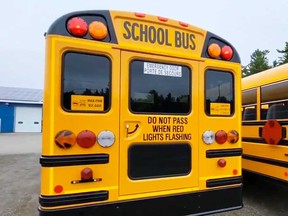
[243,107,256,121]
[266,103,288,119]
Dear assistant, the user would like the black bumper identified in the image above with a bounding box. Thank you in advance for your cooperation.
[39,186,242,216]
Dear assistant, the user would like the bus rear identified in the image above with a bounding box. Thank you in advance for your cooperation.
[39,10,242,216]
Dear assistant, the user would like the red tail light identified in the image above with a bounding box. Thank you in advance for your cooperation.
[215,130,227,144]
[67,17,88,37]
[135,12,146,18]
[221,45,233,60]
[77,130,96,148]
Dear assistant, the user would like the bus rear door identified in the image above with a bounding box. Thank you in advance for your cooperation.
[119,51,199,198]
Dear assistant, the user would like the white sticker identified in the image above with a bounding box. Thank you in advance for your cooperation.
[143,62,182,77]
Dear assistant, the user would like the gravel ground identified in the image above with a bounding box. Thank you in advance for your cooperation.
[0,133,287,216]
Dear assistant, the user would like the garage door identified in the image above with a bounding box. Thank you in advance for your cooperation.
[14,106,42,132]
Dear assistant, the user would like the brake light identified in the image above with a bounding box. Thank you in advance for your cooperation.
[77,130,96,148]
[221,45,233,60]
[202,130,215,145]
[89,21,108,40]
[215,130,227,144]
[227,130,239,143]
[67,17,88,37]
[55,130,76,149]
[207,43,221,59]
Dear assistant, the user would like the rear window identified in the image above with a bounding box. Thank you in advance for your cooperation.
[62,52,111,112]
[205,70,234,116]
[130,60,191,114]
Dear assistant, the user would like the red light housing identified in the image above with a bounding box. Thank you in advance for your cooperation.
[158,16,168,22]
[77,130,96,148]
[221,45,233,60]
[135,12,146,18]
[233,169,238,175]
[81,168,93,180]
[218,159,226,168]
[67,17,88,37]
[215,130,227,144]
[179,21,188,27]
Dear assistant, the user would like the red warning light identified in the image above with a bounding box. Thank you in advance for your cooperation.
[67,17,88,37]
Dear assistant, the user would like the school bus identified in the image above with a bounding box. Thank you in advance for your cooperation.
[242,63,288,183]
[39,10,242,215]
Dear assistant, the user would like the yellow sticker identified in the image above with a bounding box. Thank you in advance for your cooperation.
[210,103,231,115]
[71,95,104,111]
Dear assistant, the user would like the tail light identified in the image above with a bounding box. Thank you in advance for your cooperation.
[81,168,93,181]
[227,130,239,143]
[55,130,76,149]
[215,130,227,144]
[67,17,88,37]
[77,130,96,148]
[202,130,215,145]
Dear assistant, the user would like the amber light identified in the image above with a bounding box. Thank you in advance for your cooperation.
[54,185,63,193]
[218,159,226,168]
[67,17,88,37]
[215,130,228,144]
[89,21,108,40]
[77,130,96,148]
[208,43,221,59]
[221,45,233,60]
[227,130,239,143]
[54,130,76,149]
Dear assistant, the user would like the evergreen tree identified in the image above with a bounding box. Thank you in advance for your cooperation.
[276,42,288,65]
[242,49,270,77]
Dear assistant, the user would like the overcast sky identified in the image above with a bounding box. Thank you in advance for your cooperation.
[1,0,287,89]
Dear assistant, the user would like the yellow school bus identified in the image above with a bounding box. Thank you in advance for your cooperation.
[39,10,242,215]
[242,63,288,183]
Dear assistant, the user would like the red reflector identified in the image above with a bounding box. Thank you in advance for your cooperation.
[233,169,238,175]
[218,159,226,168]
[179,21,188,27]
[81,168,93,180]
[285,172,288,177]
[215,130,227,144]
[158,16,168,22]
[67,17,88,37]
[221,45,233,60]
[77,130,96,148]
[54,185,63,193]
[135,12,146,18]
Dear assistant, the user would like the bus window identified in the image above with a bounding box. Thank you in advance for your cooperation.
[130,60,191,114]
[260,104,269,120]
[266,102,288,119]
[62,52,111,112]
[242,106,256,121]
[205,70,234,116]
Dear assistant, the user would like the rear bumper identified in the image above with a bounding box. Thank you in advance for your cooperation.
[39,186,242,216]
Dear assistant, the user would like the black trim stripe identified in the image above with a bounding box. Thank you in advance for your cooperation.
[242,154,288,168]
[206,176,242,188]
[242,137,288,146]
[39,186,242,216]
[206,148,242,158]
[39,191,108,207]
[40,154,109,167]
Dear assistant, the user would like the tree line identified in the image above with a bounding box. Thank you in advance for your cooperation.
[242,42,288,77]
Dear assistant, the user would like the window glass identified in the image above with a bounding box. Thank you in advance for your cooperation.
[242,89,257,106]
[62,52,111,112]
[205,70,234,116]
[261,80,288,103]
[130,60,191,114]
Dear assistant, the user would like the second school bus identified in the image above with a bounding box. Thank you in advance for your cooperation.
[242,63,288,183]
[39,10,242,216]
